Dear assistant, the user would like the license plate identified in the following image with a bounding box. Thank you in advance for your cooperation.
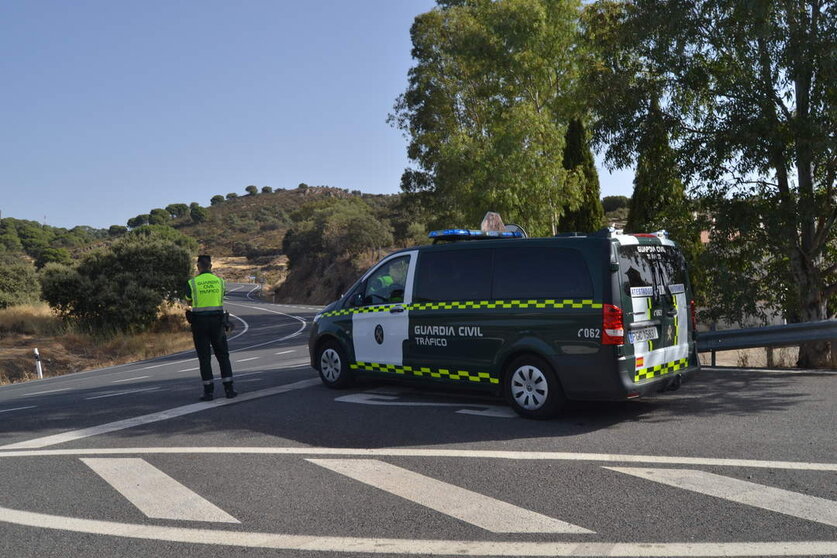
[628,326,659,344]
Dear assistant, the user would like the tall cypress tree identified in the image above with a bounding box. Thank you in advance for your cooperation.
[557,119,604,233]
[625,99,686,233]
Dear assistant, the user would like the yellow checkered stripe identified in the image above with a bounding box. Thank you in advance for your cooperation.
[634,358,689,382]
[350,362,499,385]
[321,299,602,317]
[320,305,394,317]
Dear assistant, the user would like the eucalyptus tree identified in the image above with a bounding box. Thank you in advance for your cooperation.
[585,0,835,366]
[391,0,586,236]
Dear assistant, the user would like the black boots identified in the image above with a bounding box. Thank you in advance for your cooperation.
[200,384,214,402]
[224,382,237,399]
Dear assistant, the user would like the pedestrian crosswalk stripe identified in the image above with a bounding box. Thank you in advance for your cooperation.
[606,467,837,527]
[82,458,239,523]
[308,458,593,534]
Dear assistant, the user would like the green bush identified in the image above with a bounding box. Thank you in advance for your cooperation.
[40,232,193,333]
[0,256,40,309]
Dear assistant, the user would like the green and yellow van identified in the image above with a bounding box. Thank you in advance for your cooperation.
[308,227,700,418]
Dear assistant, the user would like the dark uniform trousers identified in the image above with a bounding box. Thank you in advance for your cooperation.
[190,312,233,385]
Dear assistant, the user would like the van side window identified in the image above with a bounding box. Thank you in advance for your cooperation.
[414,249,492,302]
[362,255,410,305]
[492,247,594,299]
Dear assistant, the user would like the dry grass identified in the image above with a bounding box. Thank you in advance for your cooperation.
[0,303,193,385]
[0,303,67,336]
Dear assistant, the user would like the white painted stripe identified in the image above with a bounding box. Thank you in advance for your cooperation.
[2,447,834,472]
[275,350,295,355]
[85,387,161,400]
[310,459,590,534]
[0,406,37,414]
[0,505,834,556]
[179,367,200,372]
[235,357,259,363]
[111,376,150,383]
[606,467,837,527]
[82,458,238,523]
[0,379,319,450]
[22,388,69,396]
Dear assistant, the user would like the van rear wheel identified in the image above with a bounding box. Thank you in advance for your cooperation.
[504,355,565,419]
[317,340,353,388]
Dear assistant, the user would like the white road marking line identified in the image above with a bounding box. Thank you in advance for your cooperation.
[179,367,200,372]
[0,379,319,450]
[85,387,161,400]
[275,350,295,355]
[235,357,260,363]
[0,406,37,414]
[308,459,592,534]
[335,393,515,418]
[2,447,835,473]
[111,376,150,384]
[606,467,837,527]
[0,505,834,557]
[82,458,238,523]
[22,388,70,396]
[227,313,249,341]
[236,378,263,383]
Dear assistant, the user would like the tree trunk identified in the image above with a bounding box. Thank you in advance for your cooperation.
[791,256,832,368]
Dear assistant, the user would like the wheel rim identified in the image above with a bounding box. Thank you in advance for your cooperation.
[320,348,342,382]
[510,365,549,410]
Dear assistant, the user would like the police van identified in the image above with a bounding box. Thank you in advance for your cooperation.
[308,225,699,418]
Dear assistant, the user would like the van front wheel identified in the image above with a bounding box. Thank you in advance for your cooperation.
[504,355,565,419]
[317,341,353,388]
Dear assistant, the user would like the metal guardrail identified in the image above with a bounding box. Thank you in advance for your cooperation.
[696,319,837,353]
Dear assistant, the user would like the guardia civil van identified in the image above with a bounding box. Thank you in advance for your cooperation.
[308,226,700,418]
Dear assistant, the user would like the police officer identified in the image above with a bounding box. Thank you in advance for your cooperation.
[185,255,237,401]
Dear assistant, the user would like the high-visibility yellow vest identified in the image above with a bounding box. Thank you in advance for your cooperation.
[188,273,225,312]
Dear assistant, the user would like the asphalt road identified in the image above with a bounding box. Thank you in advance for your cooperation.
[0,284,834,557]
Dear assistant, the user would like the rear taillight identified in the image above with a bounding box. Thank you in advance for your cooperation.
[602,304,624,345]
[690,300,697,330]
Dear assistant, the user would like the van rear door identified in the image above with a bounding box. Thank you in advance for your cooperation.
[618,242,690,382]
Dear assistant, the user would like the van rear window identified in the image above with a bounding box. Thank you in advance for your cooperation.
[619,245,687,290]
[492,247,593,299]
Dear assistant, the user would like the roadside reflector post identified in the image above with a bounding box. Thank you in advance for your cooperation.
[34,348,43,379]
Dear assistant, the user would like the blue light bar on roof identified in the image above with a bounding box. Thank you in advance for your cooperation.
[428,229,525,240]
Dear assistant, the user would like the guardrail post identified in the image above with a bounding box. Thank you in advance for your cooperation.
[710,323,717,366]
[34,348,43,379]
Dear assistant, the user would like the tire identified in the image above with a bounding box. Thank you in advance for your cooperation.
[316,340,353,389]
[503,354,565,419]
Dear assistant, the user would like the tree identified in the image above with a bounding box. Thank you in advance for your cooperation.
[261,186,273,194]
[391,0,585,236]
[108,225,128,237]
[127,214,149,229]
[557,119,604,233]
[0,255,39,308]
[602,196,629,213]
[585,0,836,367]
[624,100,687,234]
[226,193,238,201]
[148,208,171,226]
[245,185,259,196]
[190,205,209,223]
[41,233,193,332]
[34,246,72,269]
[210,195,225,206]
[165,203,189,218]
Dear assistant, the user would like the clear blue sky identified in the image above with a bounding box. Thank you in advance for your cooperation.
[0,0,633,230]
